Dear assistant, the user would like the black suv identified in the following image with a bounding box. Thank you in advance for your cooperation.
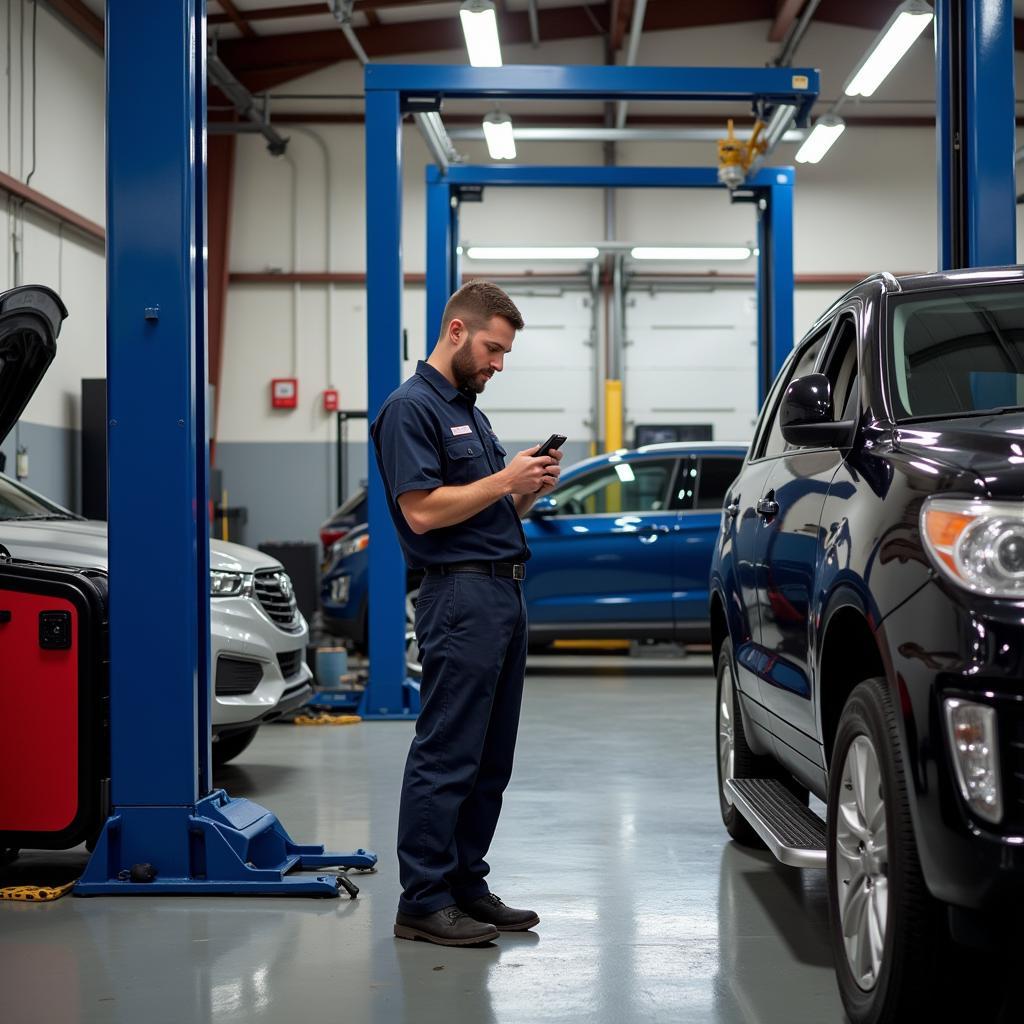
[710,268,1024,1023]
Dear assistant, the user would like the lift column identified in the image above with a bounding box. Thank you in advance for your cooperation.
[78,0,375,894]
[935,0,1016,268]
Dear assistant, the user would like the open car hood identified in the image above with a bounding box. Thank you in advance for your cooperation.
[0,285,67,446]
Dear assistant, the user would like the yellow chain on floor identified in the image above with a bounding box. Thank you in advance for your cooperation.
[0,880,77,902]
[293,712,362,726]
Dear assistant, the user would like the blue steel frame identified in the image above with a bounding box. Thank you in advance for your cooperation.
[935,0,1016,269]
[77,0,375,896]
[364,64,816,719]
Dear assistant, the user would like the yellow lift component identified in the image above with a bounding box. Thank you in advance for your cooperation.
[717,118,767,190]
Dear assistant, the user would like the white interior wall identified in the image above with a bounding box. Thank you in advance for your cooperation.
[0,4,105,436]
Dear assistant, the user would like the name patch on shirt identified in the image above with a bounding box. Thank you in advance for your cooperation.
[450,425,473,436]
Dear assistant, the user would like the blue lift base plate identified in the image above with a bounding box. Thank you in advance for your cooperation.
[74,789,377,897]
[358,675,421,720]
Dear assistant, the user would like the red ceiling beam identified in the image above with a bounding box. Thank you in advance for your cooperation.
[213,0,256,38]
[641,0,774,34]
[768,0,806,43]
[39,0,104,50]
[222,2,823,83]
[209,3,321,25]
[813,0,904,33]
[611,0,636,52]
[220,7,604,73]
[209,0,456,23]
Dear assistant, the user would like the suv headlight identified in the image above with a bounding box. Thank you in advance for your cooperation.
[338,534,369,559]
[210,570,254,598]
[944,698,1002,824]
[921,498,1024,598]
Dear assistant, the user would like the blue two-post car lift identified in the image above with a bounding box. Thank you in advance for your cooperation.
[361,62,820,721]
[76,0,375,896]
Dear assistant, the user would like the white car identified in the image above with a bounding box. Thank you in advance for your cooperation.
[0,470,314,765]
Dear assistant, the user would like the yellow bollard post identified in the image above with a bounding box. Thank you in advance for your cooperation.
[604,378,623,453]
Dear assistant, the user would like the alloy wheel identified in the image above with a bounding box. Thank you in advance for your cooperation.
[718,659,736,805]
[835,734,889,991]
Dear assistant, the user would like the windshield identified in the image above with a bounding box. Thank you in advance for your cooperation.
[0,473,75,521]
[335,488,367,518]
[888,286,1024,421]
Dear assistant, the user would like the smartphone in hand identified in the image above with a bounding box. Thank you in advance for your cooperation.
[535,434,567,458]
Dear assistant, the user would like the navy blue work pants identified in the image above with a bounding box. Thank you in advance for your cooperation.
[397,570,528,915]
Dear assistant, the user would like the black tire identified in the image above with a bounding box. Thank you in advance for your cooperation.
[826,678,1008,1023]
[213,725,259,767]
[715,646,802,847]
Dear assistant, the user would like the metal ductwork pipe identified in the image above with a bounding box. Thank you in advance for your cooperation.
[207,51,289,155]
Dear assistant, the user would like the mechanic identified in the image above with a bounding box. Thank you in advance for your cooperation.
[371,280,562,947]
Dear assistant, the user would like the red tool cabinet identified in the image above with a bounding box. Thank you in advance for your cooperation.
[0,559,109,850]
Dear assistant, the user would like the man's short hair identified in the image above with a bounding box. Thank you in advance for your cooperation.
[440,281,524,339]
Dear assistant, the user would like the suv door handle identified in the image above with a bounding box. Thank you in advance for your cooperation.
[725,500,740,518]
[756,498,780,519]
[637,524,670,535]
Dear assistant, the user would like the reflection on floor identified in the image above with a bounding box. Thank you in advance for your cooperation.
[0,654,846,1024]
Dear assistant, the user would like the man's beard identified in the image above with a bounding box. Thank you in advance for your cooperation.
[452,342,488,393]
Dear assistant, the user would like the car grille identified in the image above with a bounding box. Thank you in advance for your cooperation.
[254,570,302,632]
[277,649,305,681]
[216,657,264,696]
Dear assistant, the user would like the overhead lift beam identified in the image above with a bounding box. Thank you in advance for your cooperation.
[363,62,818,720]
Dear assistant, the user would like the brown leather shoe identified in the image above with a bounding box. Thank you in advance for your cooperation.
[394,905,499,946]
[457,893,540,931]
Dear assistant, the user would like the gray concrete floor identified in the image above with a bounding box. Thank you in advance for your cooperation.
[0,655,846,1024]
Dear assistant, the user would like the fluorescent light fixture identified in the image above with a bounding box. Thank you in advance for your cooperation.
[482,111,516,160]
[460,0,502,68]
[795,115,846,164]
[844,0,933,98]
[630,246,752,261]
[466,246,601,261]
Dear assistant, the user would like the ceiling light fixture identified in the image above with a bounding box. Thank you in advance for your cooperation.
[465,246,601,261]
[482,111,517,160]
[844,0,933,97]
[460,0,503,68]
[630,246,752,261]
[795,115,846,164]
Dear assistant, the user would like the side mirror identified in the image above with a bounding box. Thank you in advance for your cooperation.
[530,497,559,519]
[780,373,855,448]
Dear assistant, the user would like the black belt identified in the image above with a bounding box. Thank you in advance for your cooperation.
[425,561,526,581]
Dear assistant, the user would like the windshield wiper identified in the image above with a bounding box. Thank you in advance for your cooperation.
[898,405,1024,424]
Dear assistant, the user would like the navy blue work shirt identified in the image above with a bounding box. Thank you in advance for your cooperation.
[370,360,531,569]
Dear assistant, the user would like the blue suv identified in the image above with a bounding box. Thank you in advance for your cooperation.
[321,442,746,649]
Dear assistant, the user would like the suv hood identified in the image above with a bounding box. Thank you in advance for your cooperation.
[0,286,67,446]
[896,411,1024,497]
[0,518,282,575]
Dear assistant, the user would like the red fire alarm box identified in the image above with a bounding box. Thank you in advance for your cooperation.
[271,378,298,409]
[323,389,339,412]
